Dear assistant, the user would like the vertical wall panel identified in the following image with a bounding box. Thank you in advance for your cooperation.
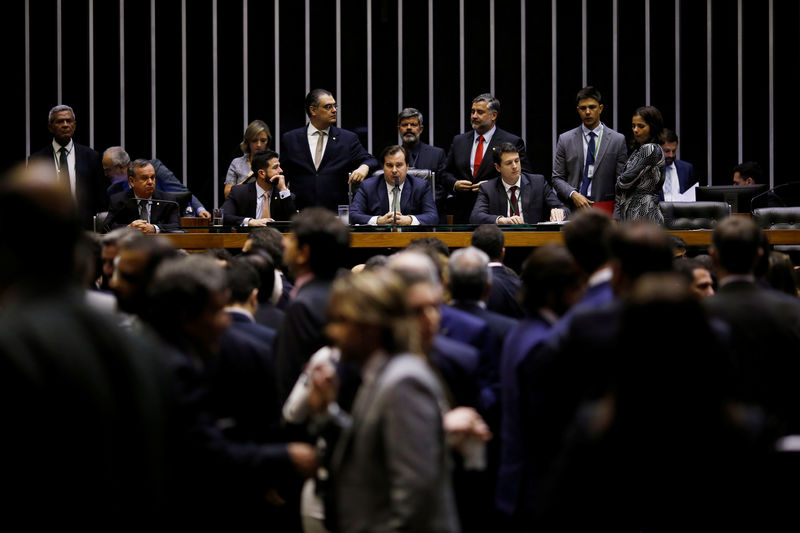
[12,0,797,204]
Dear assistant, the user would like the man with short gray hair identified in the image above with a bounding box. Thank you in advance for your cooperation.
[29,104,107,229]
[441,94,532,223]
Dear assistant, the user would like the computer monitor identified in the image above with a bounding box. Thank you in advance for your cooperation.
[695,184,768,214]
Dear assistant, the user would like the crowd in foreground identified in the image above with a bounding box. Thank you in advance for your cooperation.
[3,160,800,531]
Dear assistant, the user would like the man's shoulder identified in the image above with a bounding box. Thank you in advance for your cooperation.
[558,126,583,140]
[30,145,53,159]
[74,142,102,158]
[110,188,134,203]
[494,127,523,143]
[521,172,546,185]
[406,174,431,190]
[419,142,445,155]
[675,158,694,171]
[601,125,626,142]
[228,181,256,198]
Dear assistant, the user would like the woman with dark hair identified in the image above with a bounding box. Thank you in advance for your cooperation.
[223,119,272,198]
[616,106,665,223]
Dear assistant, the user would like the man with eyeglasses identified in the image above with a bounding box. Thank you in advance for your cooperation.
[550,86,627,212]
[280,88,378,212]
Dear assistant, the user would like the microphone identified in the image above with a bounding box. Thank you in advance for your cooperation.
[394,176,399,227]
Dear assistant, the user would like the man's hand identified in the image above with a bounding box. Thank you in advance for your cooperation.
[198,209,212,219]
[454,180,486,192]
[497,215,524,225]
[549,208,565,222]
[376,211,398,225]
[571,192,593,209]
[308,361,338,414]
[248,218,274,226]
[270,172,288,191]
[287,442,318,478]
[444,406,492,448]
[347,164,371,184]
[129,219,155,234]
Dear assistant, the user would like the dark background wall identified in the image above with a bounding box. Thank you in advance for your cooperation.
[6,0,798,210]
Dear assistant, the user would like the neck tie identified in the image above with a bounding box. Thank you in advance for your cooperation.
[509,185,519,216]
[138,200,148,222]
[391,186,400,213]
[314,130,326,169]
[664,165,674,200]
[256,191,270,219]
[58,146,71,192]
[580,131,596,196]
[473,135,485,178]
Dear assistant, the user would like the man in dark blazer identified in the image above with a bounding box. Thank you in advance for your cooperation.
[471,224,525,319]
[350,145,438,225]
[103,146,210,218]
[280,88,378,212]
[104,159,180,233]
[221,150,297,226]
[550,87,628,210]
[704,216,800,434]
[470,142,566,225]
[274,208,350,402]
[659,129,698,201]
[398,107,447,172]
[28,105,107,229]
[441,94,533,223]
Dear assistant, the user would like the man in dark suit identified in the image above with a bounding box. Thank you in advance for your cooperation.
[28,105,107,229]
[280,88,378,211]
[550,86,628,210]
[102,146,210,218]
[274,207,350,402]
[496,244,583,526]
[398,107,447,172]
[471,224,524,319]
[104,159,181,233]
[441,93,533,223]
[659,129,698,201]
[221,150,297,226]
[705,216,800,433]
[470,142,566,225]
[349,145,438,225]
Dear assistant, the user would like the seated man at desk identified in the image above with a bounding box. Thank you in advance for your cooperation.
[104,159,180,233]
[470,142,566,225]
[222,150,297,226]
[349,145,438,226]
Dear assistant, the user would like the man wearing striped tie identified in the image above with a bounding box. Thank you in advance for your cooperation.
[349,145,439,226]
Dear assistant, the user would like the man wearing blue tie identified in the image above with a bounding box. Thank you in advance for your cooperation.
[550,87,628,211]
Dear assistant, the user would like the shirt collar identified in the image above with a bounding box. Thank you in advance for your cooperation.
[581,122,604,137]
[588,266,613,287]
[52,138,74,153]
[474,125,496,144]
[226,307,254,322]
[307,123,331,136]
[502,176,521,190]
[256,182,269,197]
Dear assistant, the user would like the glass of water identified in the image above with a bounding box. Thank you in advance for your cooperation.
[213,208,224,226]
[337,204,349,224]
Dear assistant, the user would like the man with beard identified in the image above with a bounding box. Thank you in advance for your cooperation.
[659,128,698,201]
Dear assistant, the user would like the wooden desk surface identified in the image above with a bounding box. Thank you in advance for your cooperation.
[161,229,800,250]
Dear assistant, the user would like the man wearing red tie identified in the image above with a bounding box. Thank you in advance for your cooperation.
[440,94,532,223]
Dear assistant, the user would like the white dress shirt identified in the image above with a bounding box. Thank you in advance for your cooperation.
[501,177,524,221]
[307,123,331,162]
[51,138,77,200]
[367,180,420,225]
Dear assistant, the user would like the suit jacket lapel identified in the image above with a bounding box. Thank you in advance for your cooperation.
[520,174,538,223]
[593,124,610,167]
[494,178,508,215]
[318,126,339,170]
[400,178,413,213]
[377,180,390,213]
[477,133,500,181]
[572,129,585,170]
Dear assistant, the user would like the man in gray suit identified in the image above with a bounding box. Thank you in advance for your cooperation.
[550,86,627,210]
[309,269,459,533]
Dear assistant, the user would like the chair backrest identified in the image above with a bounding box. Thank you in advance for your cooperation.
[94,211,108,233]
[355,169,437,203]
[753,207,800,229]
[659,201,731,230]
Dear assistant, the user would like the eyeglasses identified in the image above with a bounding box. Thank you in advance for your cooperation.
[317,103,339,111]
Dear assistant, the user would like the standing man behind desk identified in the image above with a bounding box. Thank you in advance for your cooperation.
[398,107,447,173]
[470,142,565,225]
[280,88,378,212]
[550,86,627,211]
[441,94,532,223]
[28,105,107,229]
[349,145,438,226]
[659,129,698,201]
[221,150,297,226]
[104,159,180,233]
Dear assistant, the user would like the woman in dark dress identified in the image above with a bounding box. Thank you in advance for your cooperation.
[616,106,665,223]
